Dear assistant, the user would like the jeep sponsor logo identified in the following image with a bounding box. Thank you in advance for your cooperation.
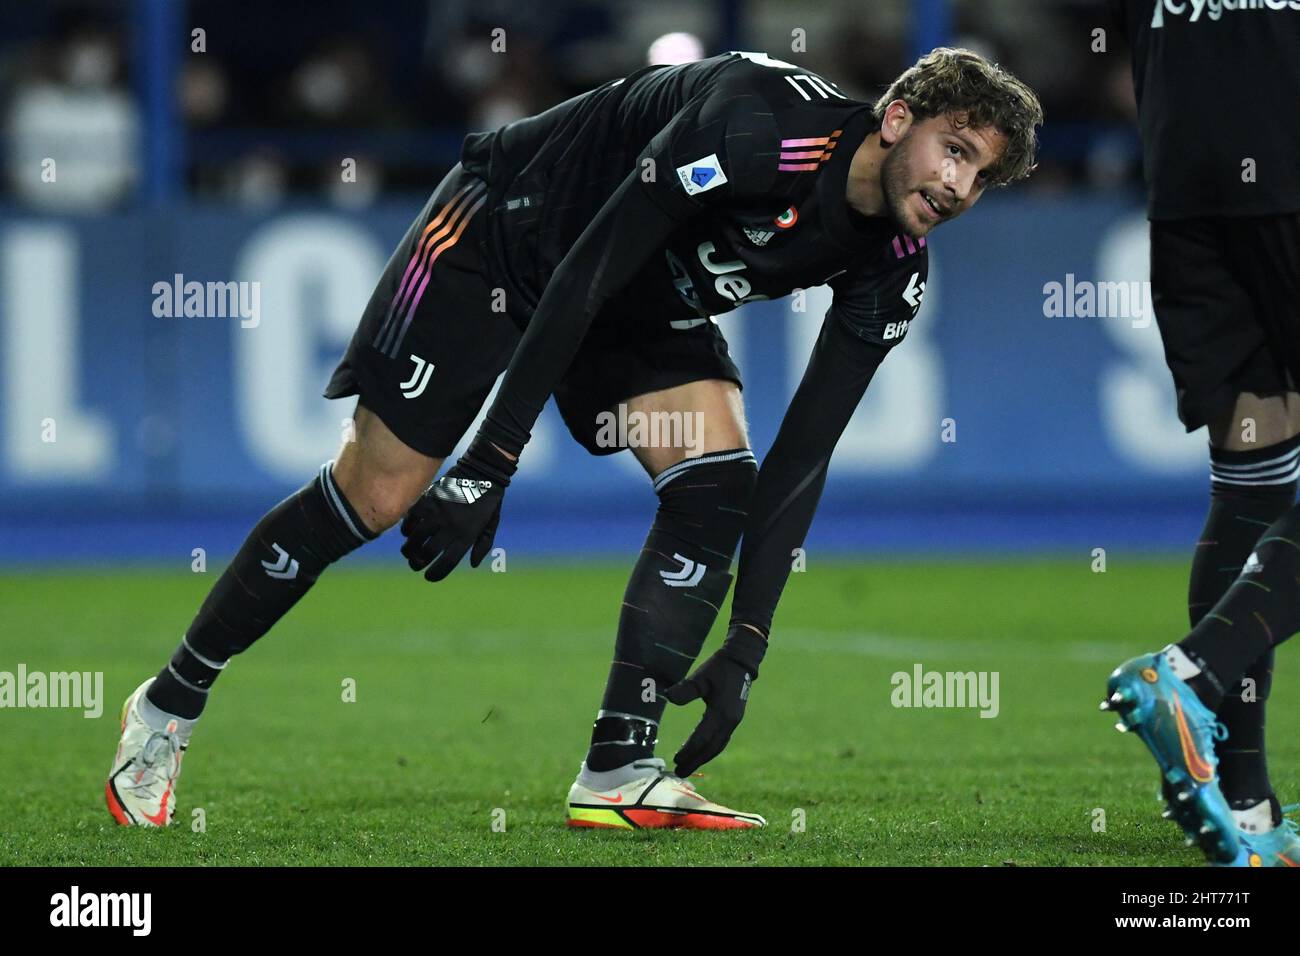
[665,240,770,311]
[696,240,770,305]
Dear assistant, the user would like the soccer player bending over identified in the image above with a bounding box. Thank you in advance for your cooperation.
[1102,1,1300,866]
[106,49,1040,830]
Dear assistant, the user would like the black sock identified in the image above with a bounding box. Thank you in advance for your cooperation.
[1181,502,1300,714]
[148,462,376,719]
[1220,697,1274,812]
[1188,441,1296,807]
[585,450,757,772]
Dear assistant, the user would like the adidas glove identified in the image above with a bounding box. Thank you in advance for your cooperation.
[400,436,515,582]
[664,624,768,777]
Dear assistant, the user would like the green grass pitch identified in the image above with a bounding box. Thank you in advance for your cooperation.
[2,557,1294,866]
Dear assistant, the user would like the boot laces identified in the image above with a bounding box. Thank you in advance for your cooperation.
[125,731,180,799]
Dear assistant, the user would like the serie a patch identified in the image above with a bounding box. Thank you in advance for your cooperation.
[675,154,728,196]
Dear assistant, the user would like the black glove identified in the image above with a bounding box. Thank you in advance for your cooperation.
[664,624,768,777]
[400,436,516,582]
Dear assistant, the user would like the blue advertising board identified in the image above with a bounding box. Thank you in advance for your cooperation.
[0,191,1214,561]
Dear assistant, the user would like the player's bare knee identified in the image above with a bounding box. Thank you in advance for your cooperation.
[356,474,439,532]
[332,408,441,533]
[627,378,749,478]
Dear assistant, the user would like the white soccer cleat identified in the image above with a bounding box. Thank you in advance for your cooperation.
[566,758,766,830]
[105,678,186,827]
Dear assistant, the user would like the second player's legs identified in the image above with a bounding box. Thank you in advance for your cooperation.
[581,379,758,780]
[1178,212,1300,826]
[1184,392,1300,818]
[1144,216,1300,837]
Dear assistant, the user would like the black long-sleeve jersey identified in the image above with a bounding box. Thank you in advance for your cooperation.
[460,50,926,453]
[460,51,929,634]
[1110,0,1300,219]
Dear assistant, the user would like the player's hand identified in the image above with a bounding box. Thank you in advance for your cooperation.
[664,624,768,777]
[400,438,515,582]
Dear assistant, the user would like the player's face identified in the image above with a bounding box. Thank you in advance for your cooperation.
[881,113,1007,238]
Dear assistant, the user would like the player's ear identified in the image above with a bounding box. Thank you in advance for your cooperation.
[878,99,912,147]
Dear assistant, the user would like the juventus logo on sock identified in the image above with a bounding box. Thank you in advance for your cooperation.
[261,542,299,580]
[659,553,706,588]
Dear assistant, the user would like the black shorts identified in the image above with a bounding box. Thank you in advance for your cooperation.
[1151,213,1300,432]
[324,163,742,458]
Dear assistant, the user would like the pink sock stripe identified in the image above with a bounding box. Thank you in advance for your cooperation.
[904,235,917,254]
[780,136,829,147]
[778,163,819,172]
[779,150,824,160]
[892,236,904,258]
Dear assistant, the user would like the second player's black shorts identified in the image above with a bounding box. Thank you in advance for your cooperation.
[1151,213,1300,432]
[324,163,742,459]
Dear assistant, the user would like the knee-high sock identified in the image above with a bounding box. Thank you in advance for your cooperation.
[584,450,757,773]
[1180,444,1300,714]
[1187,438,1298,807]
[147,462,377,720]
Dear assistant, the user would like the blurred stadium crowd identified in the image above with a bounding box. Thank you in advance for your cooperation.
[1,0,1137,211]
